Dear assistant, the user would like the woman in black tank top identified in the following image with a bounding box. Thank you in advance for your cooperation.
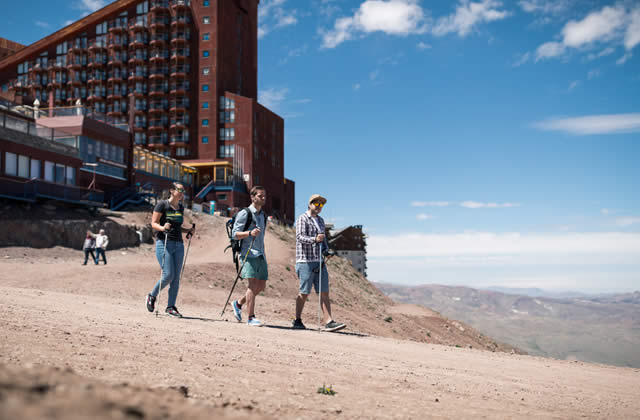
[145,182,195,317]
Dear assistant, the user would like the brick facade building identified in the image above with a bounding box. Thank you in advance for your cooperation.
[0,0,295,223]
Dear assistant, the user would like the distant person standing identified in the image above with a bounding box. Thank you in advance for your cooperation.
[292,194,345,332]
[231,186,268,326]
[145,182,195,318]
[82,230,97,265]
[95,229,109,265]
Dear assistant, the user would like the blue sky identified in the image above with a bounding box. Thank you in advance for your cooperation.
[3,0,640,293]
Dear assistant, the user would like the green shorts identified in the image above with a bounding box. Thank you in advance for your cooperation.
[240,256,269,280]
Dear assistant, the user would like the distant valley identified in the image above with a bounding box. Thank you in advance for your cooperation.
[376,283,640,368]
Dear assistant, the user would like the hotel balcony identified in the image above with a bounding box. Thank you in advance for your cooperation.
[150,0,169,12]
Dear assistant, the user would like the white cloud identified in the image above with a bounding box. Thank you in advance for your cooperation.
[369,69,379,81]
[614,217,640,227]
[601,208,611,215]
[64,20,75,26]
[587,46,615,60]
[518,0,571,15]
[352,83,361,91]
[417,41,431,50]
[368,232,640,258]
[512,51,531,67]
[259,0,298,38]
[411,201,451,207]
[616,52,632,65]
[258,87,288,110]
[561,5,626,48]
[321,0,428,49]
[35,21,50,28]
[460,201,520,209]
[568,80,580,90]
[75,0,107,12]
[535,4,640,63]
[534,113,640,135]
[259,0,286,19]
[279,44,308,64]
[432,0,509,37]
[416,213,434,220]
[535,41,566,61]
[292,98,311,104]
[626,7,640,50]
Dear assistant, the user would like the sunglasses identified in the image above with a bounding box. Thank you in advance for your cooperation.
[174,188,185,193]
[312,202,324,208]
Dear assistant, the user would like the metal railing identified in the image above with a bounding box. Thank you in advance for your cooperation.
[0,109,78,147]
[0,177,104,206]
[38,106,130,132]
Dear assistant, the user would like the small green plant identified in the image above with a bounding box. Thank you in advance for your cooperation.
[427,332,431,337]
[384,316,393,323]
[285,266,291,271]
[317,384,336,395]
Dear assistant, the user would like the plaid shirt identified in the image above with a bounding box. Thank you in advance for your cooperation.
[296,211,328,262]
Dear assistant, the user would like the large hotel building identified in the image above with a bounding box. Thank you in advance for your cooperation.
[0,0,295,223]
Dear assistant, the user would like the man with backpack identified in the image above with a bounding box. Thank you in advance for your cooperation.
[292,194,346,332]
[230,186,268,326]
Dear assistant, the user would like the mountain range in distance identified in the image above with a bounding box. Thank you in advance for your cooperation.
[375,283,640,368]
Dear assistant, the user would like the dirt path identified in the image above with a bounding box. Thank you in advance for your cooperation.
[2,281,639,419]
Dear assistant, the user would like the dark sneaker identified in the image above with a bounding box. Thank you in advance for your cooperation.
[324,320,346,332]
[166,306,182,318]
[146,294,156,312]
[292,319,306,330]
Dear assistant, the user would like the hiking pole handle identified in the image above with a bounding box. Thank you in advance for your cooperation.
[186,223,195,239]
[221,236,257,317]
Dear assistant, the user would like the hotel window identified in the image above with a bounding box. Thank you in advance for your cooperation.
[45,161,54,182]
[30,159,41,179]
[4,152,17,176]
[202,119,209,126]
[203,0,210,6]
[203,33,210,41]
[219,110,235,123]
[202,84,209,92]
[66,167,76,185]
[202,101,209,109]
[18,155,29,178]
[202,67,210,75]
[203,50,209,58]
[202,136,209,144]
[55,164,66,184]
[219,127,235,140]
[203,16,210,24]
[219,144,234,158]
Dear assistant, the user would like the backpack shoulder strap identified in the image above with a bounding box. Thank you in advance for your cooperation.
[242,207,253,231]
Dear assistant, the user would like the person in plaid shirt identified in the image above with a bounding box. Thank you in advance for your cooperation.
[292,194,346,332]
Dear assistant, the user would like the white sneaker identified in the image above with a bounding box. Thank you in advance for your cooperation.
[247,318,263,327]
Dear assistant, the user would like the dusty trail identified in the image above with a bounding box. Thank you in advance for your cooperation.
[2,283,640,419]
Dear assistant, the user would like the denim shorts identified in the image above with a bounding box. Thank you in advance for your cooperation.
[296,261,329,294]
[240,255,268,280]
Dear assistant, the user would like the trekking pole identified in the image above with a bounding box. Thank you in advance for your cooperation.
[318,242,323,330]
[220,235,257,317]
[178,223,195,283]
[155,232,169,317]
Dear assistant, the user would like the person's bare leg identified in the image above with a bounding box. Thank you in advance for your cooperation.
[321,292,332,324]
[245,278,258,317]
[295,293,309,319]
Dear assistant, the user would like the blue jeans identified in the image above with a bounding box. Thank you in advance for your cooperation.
[150,239,184,308]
